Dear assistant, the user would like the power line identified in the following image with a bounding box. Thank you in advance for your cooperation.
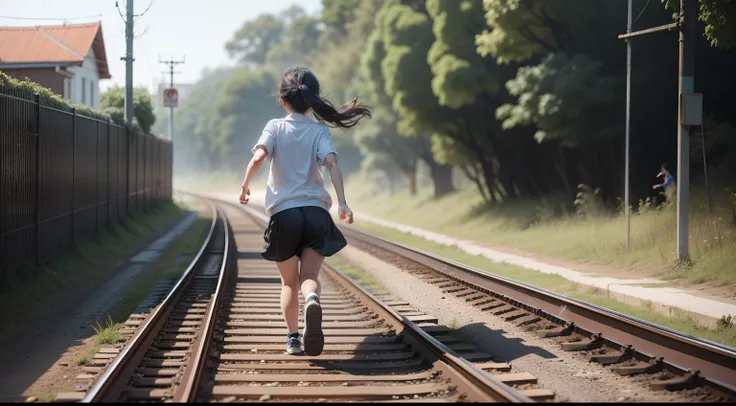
[0,14,102,21]
[134,0,156,18]
[632,0,652,26]
[115,1,127,24]
[134,25,149,38]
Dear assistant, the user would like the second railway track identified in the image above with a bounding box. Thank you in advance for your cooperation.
[336,220,736,402]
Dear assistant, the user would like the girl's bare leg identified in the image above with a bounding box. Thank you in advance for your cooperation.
[299,248,324,298]
[276,256,300,334]
[300,248,325,355]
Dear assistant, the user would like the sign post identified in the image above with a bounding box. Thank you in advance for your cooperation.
[163,88,178,141]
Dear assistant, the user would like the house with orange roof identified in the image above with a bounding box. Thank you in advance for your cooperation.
[0,22,111,108]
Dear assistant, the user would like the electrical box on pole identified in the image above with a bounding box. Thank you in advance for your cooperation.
[681,93,703,126]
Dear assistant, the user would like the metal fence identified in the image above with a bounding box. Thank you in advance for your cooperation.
[0,88,172,273]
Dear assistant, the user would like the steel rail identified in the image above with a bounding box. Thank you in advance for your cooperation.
[81,199,219,403]
[224,199,535,403]
[175,205,232,402]
[340,225,736,394]
[321,261,532,403]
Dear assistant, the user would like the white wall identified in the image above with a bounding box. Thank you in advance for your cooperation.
[67,48,100,108]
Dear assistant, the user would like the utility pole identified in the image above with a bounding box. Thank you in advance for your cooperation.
[677,0,696,261]
[625,0,633,253]
[124,0,134,126]
[159,56,185,141]
[618,0,698,261]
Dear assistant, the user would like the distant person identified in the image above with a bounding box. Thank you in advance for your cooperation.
[238,67,370,356]
[653,163,676,202]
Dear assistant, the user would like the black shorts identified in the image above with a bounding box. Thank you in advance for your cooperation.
[262,206,347,262]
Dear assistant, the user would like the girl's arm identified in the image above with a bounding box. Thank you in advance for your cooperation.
[324,153,353,224]
[239,147,268,204]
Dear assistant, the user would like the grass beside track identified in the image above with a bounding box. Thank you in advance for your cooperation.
[72,212,210,367]
[343,174,736,289]
[108,214,211,324]
[327,257,382,291]
[0,202,190,348]
[349,220,736,348]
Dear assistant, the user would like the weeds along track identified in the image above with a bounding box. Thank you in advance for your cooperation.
[338,225,736,402]
[65,195,546,403]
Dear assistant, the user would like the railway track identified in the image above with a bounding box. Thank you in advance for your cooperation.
[336,223,736,402]
[77,200,230,402]
[63,197,546,403]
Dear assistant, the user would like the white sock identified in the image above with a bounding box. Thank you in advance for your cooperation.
[306,292,319,303]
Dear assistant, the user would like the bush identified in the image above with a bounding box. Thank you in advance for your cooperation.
[0,71,110,122]
[100,87,156,133]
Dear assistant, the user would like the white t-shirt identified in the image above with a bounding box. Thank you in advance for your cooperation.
[253,113,338,217]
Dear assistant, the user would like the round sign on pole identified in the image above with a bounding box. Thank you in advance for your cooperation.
[163,88,179,107]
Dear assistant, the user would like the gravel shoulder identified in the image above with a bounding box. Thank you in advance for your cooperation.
[334,245,700,403]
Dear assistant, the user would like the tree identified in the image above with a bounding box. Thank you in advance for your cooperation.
[354,105,421,195]
[265,12,322,73]
[360,1,456,198]
[212,68,283,170]
[170,67,236,173]
[226,14,284,65]
[662,0,736,49]
[425,0,549,201]
[474,0,628,203]
[99,87,156,133]
[321,0,362,35]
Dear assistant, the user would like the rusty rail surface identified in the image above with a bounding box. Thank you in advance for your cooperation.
[338,225,736,399]
[81,199,231,402]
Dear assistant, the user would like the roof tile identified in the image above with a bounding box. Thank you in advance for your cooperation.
[0,22,110,79]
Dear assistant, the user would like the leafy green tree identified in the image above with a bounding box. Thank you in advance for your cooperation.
[662,0,736,48]
[99,86,156,133]
[360,1,456,197]
[213,68,283,170]
[265,12,322,73]
[171,68,236,172]
[226,14,284,65]
[321,0,362,35]
[474,0,628,202]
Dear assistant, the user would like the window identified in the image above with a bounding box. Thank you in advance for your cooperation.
[81,78,86,104]
[90,80,95,107]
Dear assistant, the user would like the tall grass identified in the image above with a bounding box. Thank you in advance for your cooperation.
[342,172,736,288]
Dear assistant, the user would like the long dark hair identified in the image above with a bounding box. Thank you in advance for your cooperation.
[278,67,372,128]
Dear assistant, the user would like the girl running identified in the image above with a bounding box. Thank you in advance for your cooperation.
[238,67,371,356]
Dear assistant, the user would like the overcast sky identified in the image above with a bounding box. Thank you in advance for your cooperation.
[0,0,323,92]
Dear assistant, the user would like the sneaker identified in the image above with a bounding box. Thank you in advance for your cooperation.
[286,334,302,355]
[303,295,324,356]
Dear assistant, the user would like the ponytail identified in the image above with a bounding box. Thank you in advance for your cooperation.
[279,67,372,129]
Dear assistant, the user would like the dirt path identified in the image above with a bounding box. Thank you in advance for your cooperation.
[0,213,199,402]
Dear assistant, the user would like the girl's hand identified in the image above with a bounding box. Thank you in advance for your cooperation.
[652,185,660,190]
[239,186,250,204]
[339,204,354,224]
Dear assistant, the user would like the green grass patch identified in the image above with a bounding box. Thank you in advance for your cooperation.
[0,201,190,348]
[352,221,736,348]
[72,316,125,367]
[341,174,736,289]
[108,215,210,323]
[328,257,382,291]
